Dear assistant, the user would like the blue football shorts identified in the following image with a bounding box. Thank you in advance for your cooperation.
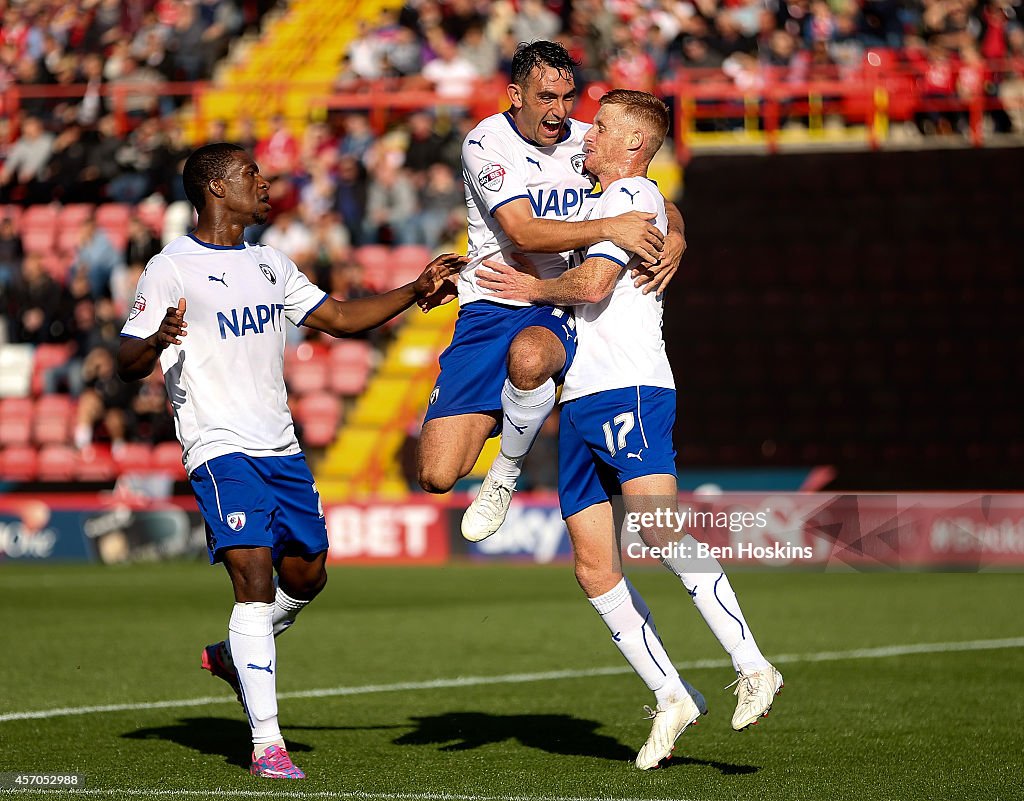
[189,452,328,564]
[558,386,678,519]
[423,300,578,426]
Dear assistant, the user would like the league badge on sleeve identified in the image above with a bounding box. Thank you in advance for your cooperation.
[129,293,146,320]
[226,512,247,531]
[478,163,506,192]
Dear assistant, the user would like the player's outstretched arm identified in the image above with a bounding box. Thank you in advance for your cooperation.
[477,257,619,306]
[494,199,665,264]
[632,201,686,295]
[304,253,467,336]
[117,298,187,382]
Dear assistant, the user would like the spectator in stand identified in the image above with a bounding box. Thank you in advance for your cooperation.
[298,158,339,222]
[363,160,418,245]
[260,209,317,269]
[124,215,162,272]
[915,41,960,134]
[4,252,60,344]
[73,216,122,300]
[199,0,243,75]
[255,114,300,178]
[0,216,24,291]
[403,112,446,174]
[168,0,207,80]
[382,23,423,78]
[108,117,165,203]
[76,53,108,127]
[459,21,499,78]
[0,115,54,204]
[79,114,123,204]
[338,114,376,164]
[128,369,176,444]
[608,34,659,93]
[308,211,352,288]
[999,24,1024,133]
[410,162,466,249]
[47,122,91,203]
[74,345,136,453]
[421,30,480,102]
[513,0,562,44]
[334,154,368,245]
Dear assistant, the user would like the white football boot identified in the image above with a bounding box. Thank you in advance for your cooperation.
[728,665,784,731]
[461,475,515,542]
[635,687,707,770]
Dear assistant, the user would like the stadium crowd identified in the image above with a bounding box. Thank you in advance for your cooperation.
[0,0,1022,461]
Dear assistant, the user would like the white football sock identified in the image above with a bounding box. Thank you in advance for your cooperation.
[273,585,311,637]
[228,602,281,747]
[489,378,556,486]
[588,578,685,702]
[662,535,771,673]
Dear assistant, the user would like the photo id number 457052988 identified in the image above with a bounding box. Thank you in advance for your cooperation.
[0,773,86,788]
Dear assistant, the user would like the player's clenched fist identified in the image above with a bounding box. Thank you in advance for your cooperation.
[156,297,187,350]
[413,253,469,301]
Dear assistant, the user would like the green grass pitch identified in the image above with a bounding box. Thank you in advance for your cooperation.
[1,563,1022,800]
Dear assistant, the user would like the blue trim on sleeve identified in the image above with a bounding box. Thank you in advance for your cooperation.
[489,194,530,215]
[188,233,246,250]
[587,252,628,268]
[297,292,329,327]
[119,332,144,339]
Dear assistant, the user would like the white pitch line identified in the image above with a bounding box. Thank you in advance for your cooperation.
[0,791,698,801]
[1,636,1022,724]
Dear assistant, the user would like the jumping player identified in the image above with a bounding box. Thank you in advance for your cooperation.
[415,41,686,542]
[478,91,783,769]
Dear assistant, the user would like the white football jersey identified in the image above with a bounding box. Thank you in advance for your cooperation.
[459,111,594,307]
[560,177,674,402]
[120,234,327,474]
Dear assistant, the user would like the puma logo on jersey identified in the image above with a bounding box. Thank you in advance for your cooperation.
[468,135,486,148]
[208,273,228,286]
[620,187,639,204]
[526,156,542,170]
[627,450,644,461]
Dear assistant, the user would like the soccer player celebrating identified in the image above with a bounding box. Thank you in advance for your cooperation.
[478,91,783,769]
[117,143,463,779]
[415,41,686,542]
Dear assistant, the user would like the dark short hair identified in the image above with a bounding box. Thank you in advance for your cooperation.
[182,142,245,213]
[510,40,579,88]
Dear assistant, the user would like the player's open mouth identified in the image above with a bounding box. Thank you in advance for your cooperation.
[541,120,562,136]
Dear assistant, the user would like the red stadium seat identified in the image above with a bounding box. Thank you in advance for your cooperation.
[114,442,155,473]
[152,441,186,477]
[329,339,373,397]
[20,204,58,231]
[294,392,342,447]
[76,446,118,481]
[32,394,74,444]
[56,223,85,256]
[0,445,37,481]
[96,203,131,250]
[0,204,22,227]
[284,344,330,396]
[31,343,74,395]
[57,203,95,229]
[37,444,77,481]
[0,397,33,446]
[135,202,166,236]
[21,226,55,256]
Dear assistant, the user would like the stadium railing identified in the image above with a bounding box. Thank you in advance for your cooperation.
[2,58,1019,154]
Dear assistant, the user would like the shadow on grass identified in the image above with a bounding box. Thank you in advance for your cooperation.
[123,717,313,770]
[662,754,760,776]
[394,711,635,761]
